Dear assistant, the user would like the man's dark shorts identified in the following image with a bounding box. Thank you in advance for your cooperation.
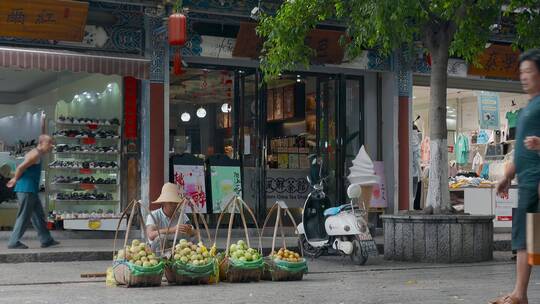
[512,187,540,250]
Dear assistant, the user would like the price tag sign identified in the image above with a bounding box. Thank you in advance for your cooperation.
[79,183,96,190]
[79,168,93,174]
[88,219,102,230]
[83,138,96,145]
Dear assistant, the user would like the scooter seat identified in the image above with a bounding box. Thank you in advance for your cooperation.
[323,204,352,216]
[323,207,341,216]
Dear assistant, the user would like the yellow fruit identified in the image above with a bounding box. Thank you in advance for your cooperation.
[139,250,147,257]
[150,259,158,266]
[141,257,148,262]
[174,254,181,260]
[135,260,142,266]
[132,240,140,247]
[143,261,151,267]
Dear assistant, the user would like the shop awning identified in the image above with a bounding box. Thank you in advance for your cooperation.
[0,46,150,79]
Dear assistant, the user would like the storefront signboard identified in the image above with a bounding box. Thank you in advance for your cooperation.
[173,164,207,213]
[477,91,500,130]
[209,165,242,213]
[233,22,345,64]
[468,44,520,80]
[0,0,88,42]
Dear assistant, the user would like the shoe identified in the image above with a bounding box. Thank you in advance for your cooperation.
[41,240,60,248]
[8,242,29,249]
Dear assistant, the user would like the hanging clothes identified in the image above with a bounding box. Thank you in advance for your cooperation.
[480,163,490,179]
[455,134,470,165]
[477,130,490,144]
[506,109,520,140]
[472,152,483,173]
[411,129,422,178]
[420,136,430,165]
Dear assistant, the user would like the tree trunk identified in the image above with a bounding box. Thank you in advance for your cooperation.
[426,38,451,213]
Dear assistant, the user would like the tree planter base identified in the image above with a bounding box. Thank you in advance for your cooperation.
[381,215,494,263]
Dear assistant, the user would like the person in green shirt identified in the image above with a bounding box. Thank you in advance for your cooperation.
[493,49,540,304]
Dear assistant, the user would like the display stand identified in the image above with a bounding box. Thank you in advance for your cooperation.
[48,119,124,230]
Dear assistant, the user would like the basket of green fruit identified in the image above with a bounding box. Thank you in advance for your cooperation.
[112,200,165,287]
[215,196,263,283]
[261,201,308,281]
[164,198,217,285]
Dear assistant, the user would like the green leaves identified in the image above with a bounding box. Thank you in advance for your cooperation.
[258,0,540,81]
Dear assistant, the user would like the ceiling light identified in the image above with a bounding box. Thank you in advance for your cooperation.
[181,112,191,122]
[107,83,113,92]
[221,103,231,113]
[196,107,207,118]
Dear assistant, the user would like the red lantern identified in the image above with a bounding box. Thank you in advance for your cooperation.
[168,13,187,46]
[168,12,187,75]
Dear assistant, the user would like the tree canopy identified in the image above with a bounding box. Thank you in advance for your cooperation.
[257,0,540,81]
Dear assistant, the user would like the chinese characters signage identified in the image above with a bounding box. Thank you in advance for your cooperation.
[468,44,520,80]
[0,0,88,42]
[233,22,345,64]
[477,91,500,130]
[209,166,242,213]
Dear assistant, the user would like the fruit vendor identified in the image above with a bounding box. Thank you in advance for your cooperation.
[146,183,194,253]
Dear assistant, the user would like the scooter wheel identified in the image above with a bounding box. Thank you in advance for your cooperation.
[350,236,368,265]
[298,235,323,258]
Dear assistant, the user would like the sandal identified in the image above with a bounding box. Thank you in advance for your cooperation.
[489,295,520,304]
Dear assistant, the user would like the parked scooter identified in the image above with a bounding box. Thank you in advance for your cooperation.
[297,157,378,265]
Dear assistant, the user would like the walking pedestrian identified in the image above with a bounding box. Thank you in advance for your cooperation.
[491,49,540,304]
[6,134,59,249]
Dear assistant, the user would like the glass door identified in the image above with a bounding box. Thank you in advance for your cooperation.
[317,76,339,204]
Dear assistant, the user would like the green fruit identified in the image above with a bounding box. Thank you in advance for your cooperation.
[132,240,140,247]
[139,244,146,251]
[203,258,208,264]
[192,260,200,266]
[202,251,209,258]
[139,250,147,257]
[174,254,181,260]
[237,240,246,248]
[133,254,140,261]
[180,239,188,244]
[191,245,198,251]
[143,261,151,267]
[135,260,142,266]
[141,257,148,262]
[180,256,188,263]
[130,246,139,253]
[187,242,193,247]
[239,256,247,262]
[244,253,252,261]
[197,254,203,260]
[230,244,238,252]
[196,247,202,254]
[148,253,155,259]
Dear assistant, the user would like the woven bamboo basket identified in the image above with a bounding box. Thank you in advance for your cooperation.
[214,196,263,283]
[163,197,216,285]
[112,200,164,287]
[261,201,307,281]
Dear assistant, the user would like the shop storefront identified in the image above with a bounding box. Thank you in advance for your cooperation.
[157,9,397,226]
[0,1,151,231]
[411,43,523,228]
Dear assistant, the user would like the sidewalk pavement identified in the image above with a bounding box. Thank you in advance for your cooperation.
[0,230,512,263]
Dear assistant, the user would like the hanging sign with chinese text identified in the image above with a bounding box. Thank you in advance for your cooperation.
[209,165,242,213]
[0,0,88,42]
[468,44,520,80]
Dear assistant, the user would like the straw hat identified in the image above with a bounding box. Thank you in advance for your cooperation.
[0,164,11,179]
[153,183,183,204]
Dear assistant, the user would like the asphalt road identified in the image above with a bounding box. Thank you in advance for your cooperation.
[0,254,538,304]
